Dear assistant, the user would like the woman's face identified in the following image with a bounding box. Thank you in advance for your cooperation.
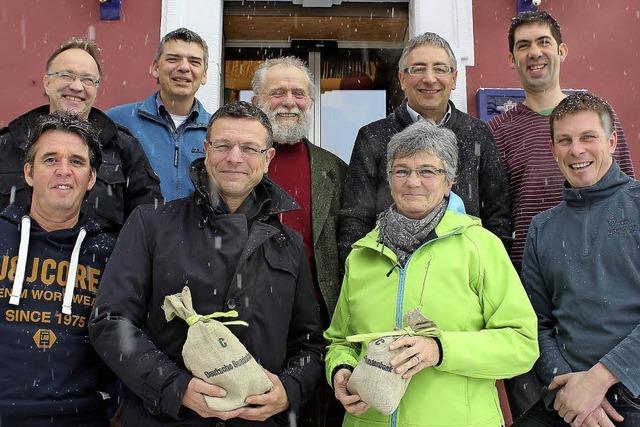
[389,152,453,220]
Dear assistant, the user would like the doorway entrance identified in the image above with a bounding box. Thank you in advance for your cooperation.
[222,1,408,162]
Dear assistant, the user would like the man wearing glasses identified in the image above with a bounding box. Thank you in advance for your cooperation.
[90,101,324,426]
[339,32,511,266]
[251,56,346,427]
[0,37,161,234]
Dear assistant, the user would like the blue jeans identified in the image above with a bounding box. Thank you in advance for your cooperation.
[515,385,640,426]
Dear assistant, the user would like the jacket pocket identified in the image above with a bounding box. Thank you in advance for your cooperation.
[262,245,298,302]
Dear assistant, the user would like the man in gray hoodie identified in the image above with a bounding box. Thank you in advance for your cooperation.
[521,92,640,426]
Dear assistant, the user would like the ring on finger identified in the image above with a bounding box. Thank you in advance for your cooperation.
[413,354,421,364]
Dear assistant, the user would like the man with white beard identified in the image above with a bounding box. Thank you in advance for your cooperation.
[252,57,346,427]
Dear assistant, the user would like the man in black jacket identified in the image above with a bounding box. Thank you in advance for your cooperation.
[0,37,161,233]
[89,101,324,426]
[339,32,511,264]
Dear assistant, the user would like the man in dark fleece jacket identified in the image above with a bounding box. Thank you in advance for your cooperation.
[339,32,511,265]
[89,101,324,426]
[0,37,161,234]
[0,112,115,427]
[521,93,640,426]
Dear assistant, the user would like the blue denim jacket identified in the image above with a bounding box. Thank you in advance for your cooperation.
[107,92,211,201]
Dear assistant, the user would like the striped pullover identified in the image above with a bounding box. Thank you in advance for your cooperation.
[488,103,634,271]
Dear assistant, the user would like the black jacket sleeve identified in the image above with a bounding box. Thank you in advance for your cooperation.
[89,207,190,419]
[338,126,381,266]
[476,121,513,250]
[278,233,325,415]
[115,128,163,218]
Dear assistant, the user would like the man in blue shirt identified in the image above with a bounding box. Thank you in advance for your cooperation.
[108,28,211,200]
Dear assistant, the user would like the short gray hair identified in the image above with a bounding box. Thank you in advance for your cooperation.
[387,121,458,183]
[251,56,316,101]
[398,32,457,71]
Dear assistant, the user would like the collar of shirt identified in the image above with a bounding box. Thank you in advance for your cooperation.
[155,92,199,125]
[406,102,451,125]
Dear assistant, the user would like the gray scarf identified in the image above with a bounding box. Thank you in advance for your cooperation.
[377,198,448,266]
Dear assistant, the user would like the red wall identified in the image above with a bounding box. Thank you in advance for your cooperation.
[2,0,638,172]
[0,0,161,127]
[467,0,640,172]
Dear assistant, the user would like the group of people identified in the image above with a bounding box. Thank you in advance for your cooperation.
[0,9,638,427]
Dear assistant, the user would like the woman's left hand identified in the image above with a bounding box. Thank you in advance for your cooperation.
[389,336,440,379]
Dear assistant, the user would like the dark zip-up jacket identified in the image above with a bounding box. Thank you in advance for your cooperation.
[89,158,324,426]
[0,204,115,417]
[338,100,512,265]
[523,162,640,398]
[0,105,162,233]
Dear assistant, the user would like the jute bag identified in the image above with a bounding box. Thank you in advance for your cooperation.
[163,286,273,411]
[345,309,440,415]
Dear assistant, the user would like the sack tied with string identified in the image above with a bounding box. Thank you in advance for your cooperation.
[345,308,441,415]
[163,286,273,411]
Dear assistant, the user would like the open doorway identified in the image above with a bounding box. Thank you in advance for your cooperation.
[223,1,407,162]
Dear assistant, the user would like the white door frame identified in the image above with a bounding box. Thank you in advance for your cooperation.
[160,0,474,113]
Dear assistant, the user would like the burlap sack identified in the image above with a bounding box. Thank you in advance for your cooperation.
[346,308,440,415]
[163,286,273,411]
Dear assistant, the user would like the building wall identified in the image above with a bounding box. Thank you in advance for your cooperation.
[2,0,638,173]
[467,0,640,171]
[0,0,161,127]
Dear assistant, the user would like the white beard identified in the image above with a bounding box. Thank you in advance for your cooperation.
[259,102,311,145]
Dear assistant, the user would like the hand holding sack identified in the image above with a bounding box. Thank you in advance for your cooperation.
[163,287,273,411]
[345,309,440,415]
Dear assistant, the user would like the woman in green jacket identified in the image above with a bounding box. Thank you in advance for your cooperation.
[326,121,538,427]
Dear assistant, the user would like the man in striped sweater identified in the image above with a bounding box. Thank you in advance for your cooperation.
[488,11,635,422]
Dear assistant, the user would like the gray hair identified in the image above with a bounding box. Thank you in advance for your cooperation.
[251,56,316,101]
[398,32,457,71]
[387,121,458,183]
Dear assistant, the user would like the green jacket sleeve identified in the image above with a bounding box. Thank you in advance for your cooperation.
[324,261,360,386]
[436,228,539,379]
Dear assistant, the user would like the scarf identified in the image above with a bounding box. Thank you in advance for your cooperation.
[377,198,448,266]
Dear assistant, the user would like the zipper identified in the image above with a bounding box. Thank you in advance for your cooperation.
[388,226,462,427]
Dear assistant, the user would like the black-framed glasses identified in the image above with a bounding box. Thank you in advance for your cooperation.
[207,141,269,157]
[389,167,446,180]
[401,64,455,76]
[46,71,100,88]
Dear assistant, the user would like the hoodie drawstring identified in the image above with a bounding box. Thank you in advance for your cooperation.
[9,215,87,316]
[9,216,31,306]
[62,228,87,315]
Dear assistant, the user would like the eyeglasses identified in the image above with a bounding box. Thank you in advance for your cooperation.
[207,142,269,157]
[389,167,446,180]
[46,71,100,88]
[401,64,455,76]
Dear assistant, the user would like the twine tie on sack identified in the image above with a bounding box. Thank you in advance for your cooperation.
[185,310,249,328]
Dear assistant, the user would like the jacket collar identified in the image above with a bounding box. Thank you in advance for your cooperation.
[563,161,631,207]
[188,158,299,221]
[139,91,209,127]
[8,105,118,150]
[394,99,459,130]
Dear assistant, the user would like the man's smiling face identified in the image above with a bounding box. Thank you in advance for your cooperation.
[44,48,100,120]
[509,23,567,94]
[551,110,616,188]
